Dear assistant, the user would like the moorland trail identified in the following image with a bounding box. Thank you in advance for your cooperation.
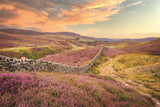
[98,57,160,107]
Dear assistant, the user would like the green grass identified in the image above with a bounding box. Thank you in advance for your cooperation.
[0,47,32,52]
[109,43,131,49]
[0,47,61,59]
[104,53,160,100]
[113,64,160,100]
[22,47,61,59]
[0,45,51,52]
[112,53,160,71]
[88,57,107,74]
[123,41,150,50]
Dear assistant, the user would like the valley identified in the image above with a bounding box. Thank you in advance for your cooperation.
[0,29,160,107]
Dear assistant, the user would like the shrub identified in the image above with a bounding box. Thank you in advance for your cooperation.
[0,72,154,107]
[0,73,35,94]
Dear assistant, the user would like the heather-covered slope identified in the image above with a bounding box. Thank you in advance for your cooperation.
[121,39,160,55]
[102,48,127,57]
[38,47,126,66]
[0,29,96,59]
[38,47,100,66]
[0,72,154,107]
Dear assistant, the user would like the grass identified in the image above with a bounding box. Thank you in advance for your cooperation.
[108,41,140,49]
[67,42,84,50]
[112,53,160,71]
[0,72,154,107]
[109,43,131,49]
[22,48,61,59]
[0,47,61,59]
[123,41,150,50]
[0,46,32,52]
[98,53,160,101]
[111,63,160,100]
[88,57,107,74]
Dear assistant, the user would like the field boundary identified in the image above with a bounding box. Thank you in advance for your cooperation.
[0,46,105,73]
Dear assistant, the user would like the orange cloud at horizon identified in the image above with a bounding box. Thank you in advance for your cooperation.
[0,0,125,32]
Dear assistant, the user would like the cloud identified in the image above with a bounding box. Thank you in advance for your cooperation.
[128,11,136,14]
[126,1,143,7]
[0,0,126,32]
[58,0,126,24]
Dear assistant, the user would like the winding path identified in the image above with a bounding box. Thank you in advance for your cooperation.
[98,58,160,107]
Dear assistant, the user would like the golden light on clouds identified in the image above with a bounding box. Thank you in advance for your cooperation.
[0,0,125,32]
[0,0,159,38]
[0,4,15,10]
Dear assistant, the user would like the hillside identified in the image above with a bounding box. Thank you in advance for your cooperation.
[121,39,160,55]
[38,47,100,66]
[38,47,126,66]
[99,53,160,102]
[0,28,94,39]
[107,40,141,49]
[0,29,96,59]
[0,72,154,107]
[0,28,160,107]
[97,37,160,42]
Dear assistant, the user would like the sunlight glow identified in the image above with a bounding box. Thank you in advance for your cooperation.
[158,9,160,16]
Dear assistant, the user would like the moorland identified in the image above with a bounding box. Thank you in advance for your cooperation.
[0,29,160,107]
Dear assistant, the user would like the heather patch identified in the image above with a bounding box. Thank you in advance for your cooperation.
[0,72,154,107]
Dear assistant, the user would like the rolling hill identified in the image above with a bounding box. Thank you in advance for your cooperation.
[121,39,160,55]
[0,29,97,59]
[0,72,155,107]
[0,28,160,107]
[0,28,95,39]
[97,37,160,42]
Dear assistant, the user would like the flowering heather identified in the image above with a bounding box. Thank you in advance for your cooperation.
[0,73,35,94]
[102,48,126,58]
[38,47,100,66]
[0,72,155,107]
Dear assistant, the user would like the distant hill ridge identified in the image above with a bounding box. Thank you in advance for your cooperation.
[0,28,97,40]
[97,37,160,42]
[0,28,159,42]
[0,28,82,37]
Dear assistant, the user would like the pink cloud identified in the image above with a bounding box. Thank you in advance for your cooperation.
[126,1,143,7]
[0,0,126,32]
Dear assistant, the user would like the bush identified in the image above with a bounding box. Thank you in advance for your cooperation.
[0,73,35,94]
[0,72,154,107]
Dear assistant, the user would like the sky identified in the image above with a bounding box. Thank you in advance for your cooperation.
[0,0,160,38]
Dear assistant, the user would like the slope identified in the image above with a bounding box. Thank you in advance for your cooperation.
[0,72,155,107]
[0,29,96,59]
[122,39,160,55]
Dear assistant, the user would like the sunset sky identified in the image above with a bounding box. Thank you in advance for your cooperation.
[0,0,160,38]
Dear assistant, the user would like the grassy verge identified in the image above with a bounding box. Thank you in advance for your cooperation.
[0,47,61,59]
[112,53,160,71]
[87,56,107,74]
[22,47,61,59]
[98,53,160,100]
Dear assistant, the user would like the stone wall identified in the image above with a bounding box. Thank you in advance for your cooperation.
[0,47,105,73]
